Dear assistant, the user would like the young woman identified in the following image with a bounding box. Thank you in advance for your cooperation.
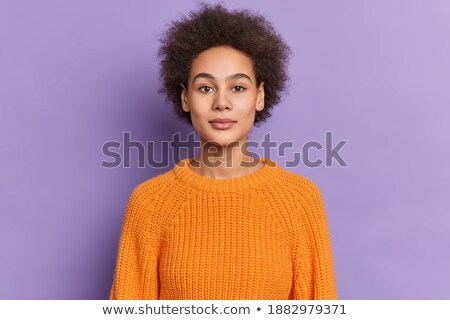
[109,3,338,300]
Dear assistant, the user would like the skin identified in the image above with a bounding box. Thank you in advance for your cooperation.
[180,45,266,179]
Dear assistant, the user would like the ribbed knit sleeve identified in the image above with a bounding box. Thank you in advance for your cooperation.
[292,180,338,300]
[109,186,161,299]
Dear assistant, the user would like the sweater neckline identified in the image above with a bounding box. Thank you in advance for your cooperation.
[172,157,279,193]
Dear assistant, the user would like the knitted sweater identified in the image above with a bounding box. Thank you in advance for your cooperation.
[109,157,338,300]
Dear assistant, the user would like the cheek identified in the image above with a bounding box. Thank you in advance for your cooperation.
[234,99,257,118]
[190,105,207,122]
[234,92,258,109]
[189,108,209,133]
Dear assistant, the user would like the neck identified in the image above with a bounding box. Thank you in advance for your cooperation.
[189,136,264,180]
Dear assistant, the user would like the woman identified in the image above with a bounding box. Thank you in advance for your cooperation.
[109,2,338,300]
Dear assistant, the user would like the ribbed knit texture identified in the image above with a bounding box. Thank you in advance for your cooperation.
[109,157,338,300]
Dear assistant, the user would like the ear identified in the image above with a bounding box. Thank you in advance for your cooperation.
[256,81,265,112]
[180,83,190,112]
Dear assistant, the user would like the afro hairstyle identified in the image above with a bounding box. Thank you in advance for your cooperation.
[157,1,291,127]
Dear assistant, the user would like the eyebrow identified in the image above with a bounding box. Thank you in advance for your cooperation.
[191,72,253,84]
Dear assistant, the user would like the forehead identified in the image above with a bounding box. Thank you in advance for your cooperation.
[189,46,255,80]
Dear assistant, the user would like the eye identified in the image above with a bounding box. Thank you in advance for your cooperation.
[199,86,214,93]
[232,85,246,92]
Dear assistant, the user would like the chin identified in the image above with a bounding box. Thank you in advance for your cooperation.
[206,139,238,148]
[201,135,243,149]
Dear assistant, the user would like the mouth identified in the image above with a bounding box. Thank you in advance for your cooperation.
[209,120,236,130]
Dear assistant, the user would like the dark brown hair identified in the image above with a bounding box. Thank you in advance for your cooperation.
[157,1,291,127]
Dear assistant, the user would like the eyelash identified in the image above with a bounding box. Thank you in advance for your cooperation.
[198,85,246,93]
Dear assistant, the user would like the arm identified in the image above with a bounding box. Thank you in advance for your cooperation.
[109,187,160,299]
[292,181,338,300]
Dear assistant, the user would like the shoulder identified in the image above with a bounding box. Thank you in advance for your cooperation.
[127,168,177,206]
[270,165,327,223]
[273,165,323,200]
[133,169,174,195]
[273,167,329,235]
[121,169,178,229]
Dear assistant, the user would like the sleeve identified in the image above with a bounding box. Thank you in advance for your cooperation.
[109,187,160,300]
[292,181,338,300]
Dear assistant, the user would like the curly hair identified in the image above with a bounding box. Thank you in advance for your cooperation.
[157,1,291,128]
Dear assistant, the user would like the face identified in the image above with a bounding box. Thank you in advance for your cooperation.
[180,46,264,148]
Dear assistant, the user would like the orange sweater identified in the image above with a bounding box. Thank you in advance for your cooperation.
[109,157,338,300]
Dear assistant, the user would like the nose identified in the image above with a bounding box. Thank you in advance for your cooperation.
[212,88,232,111]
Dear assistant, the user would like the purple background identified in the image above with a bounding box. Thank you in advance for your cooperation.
[1,0,449,299]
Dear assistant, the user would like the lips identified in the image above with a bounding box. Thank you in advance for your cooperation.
[209,118,236,123]
[209,118,236,130]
